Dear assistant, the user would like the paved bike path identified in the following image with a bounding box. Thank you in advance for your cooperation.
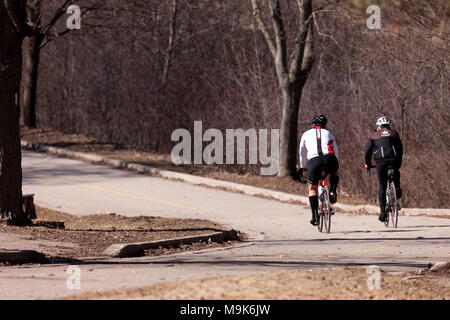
[0,150,448,299]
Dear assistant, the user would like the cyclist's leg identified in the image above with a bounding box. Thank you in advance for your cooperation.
[329,174,339,205]
[394,161,402,199]
[330,173,339,194]
[326,154,339,203]
[308,183,319,224]
[307,157,321,225]
[376,161,389,221]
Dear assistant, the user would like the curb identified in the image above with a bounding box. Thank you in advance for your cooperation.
[0,250,48,265]
[428,261,450,273]
[21,140,449,217]
[103,229,239,258]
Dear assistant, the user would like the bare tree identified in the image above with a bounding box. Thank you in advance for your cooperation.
[250,0,314,177]
[21,0,103,128]
[21,0,42,128]
[1,0,35,225]
[162,0,179,85]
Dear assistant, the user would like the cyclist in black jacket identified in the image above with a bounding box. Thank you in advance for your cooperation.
[364,116,403,223]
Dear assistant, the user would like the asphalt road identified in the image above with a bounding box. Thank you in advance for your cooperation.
[0,150,448,299]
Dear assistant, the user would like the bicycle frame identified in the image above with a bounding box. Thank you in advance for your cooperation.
[317,175,332,233]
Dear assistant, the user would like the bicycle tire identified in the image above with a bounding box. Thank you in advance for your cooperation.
[321,186,331,233]
[384,190,390,227]
[318,207,323,232]
[317,189,324,232]
[323,209,330,233]
[389,182,399,228]
[325,189,331,233]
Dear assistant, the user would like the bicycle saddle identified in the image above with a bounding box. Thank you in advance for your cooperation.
[387,168,395,178]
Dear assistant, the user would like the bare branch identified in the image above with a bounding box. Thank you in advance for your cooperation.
[268,0,288,79]
[301,22,314,73]
[288,0,312,83]
[162,0,179,84]
[250,0,277,60]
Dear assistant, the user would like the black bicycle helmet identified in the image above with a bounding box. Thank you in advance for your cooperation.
[312,114,327,128]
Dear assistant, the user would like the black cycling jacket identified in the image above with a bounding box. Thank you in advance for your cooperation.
[364,128,403,166]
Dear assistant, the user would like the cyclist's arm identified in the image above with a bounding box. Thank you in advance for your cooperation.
[299,135,308,169]
[331,133,339,158]
[392,130,403,167]
[364,138,373,166]
[396,137,403,167]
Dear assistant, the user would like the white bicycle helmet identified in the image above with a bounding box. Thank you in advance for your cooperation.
[376,116,391,128]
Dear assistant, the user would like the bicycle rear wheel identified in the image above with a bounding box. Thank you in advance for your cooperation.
[321,188,331,233]
[325,201,331,233]
[384,212,389,227]
[388,182,398,228]
[384,192,390,227]
[318,208,324,232]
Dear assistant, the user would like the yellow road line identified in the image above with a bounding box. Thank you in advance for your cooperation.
[26,172,202,213]
[25,171,247,217]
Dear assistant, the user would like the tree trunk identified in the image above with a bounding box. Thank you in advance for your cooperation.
[0,0,31,225]
[21,34,42,128]
[21,0,42,128]
[278,77,307,177]
[162,0,178,85]
[251,0,313,178]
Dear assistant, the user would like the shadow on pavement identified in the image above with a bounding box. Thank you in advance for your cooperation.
[64,258,429,270]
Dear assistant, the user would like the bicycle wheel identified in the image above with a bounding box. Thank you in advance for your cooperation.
[388,182,399,228]
[324,190,331,233]
[384,191,390,227]
[318,206,324,232]
[321,187,331,233]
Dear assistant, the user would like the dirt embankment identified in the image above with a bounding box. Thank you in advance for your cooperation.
[0,206,239,261]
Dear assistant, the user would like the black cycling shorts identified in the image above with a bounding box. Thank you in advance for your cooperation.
[307,154,339,185]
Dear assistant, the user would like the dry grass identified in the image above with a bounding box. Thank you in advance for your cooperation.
[66,266,449,300]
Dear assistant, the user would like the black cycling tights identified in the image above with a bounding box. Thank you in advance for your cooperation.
[376,160,401,211]
[330,175,339,195]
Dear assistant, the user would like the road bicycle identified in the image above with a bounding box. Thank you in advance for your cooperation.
[367,165,399,228]
[299,169,333,233]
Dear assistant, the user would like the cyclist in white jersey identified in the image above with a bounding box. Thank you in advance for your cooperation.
[298,115,340,226]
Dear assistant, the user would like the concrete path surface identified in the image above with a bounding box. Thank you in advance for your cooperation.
[0,150,448,299]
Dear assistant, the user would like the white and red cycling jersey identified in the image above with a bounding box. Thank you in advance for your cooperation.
[299,126,339,168]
